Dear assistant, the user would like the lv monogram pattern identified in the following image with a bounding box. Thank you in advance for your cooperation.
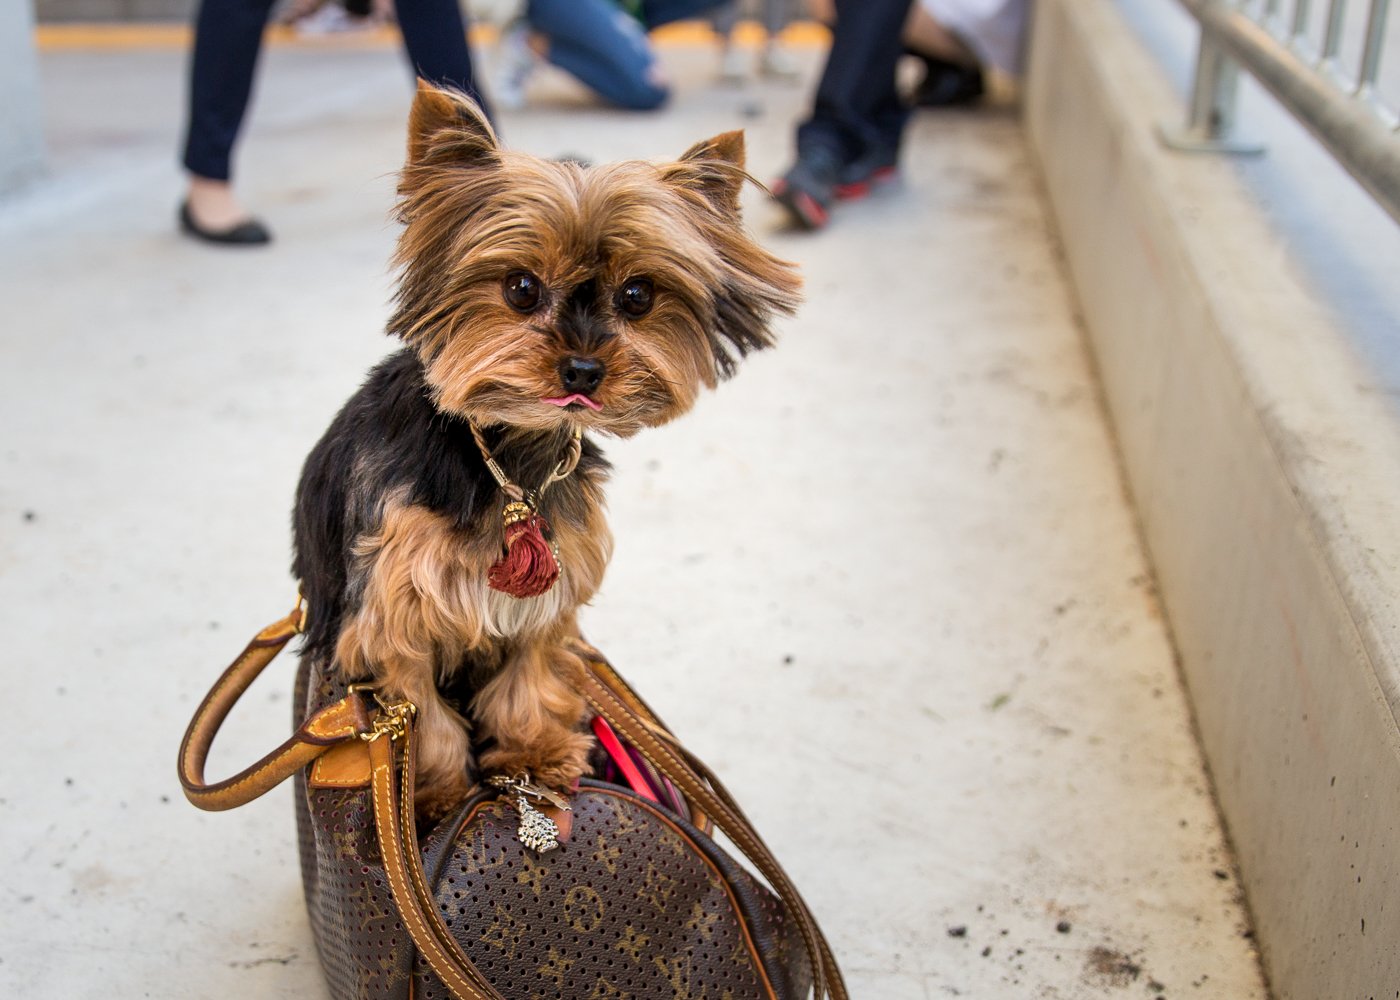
[416,792,778,1000]
[294,659,810,1000]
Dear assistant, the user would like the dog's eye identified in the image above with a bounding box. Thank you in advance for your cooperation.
[503,271,543,313]
[617,278,654,318]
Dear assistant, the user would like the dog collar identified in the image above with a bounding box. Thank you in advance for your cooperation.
[468,422,583,599]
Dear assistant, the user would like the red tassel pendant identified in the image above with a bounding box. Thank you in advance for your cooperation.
[488,501,561,599]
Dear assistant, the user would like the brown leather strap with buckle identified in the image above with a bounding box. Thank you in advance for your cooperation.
[369,728,501,1000]
[177,601,374,811]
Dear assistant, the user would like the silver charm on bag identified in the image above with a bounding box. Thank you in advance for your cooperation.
[488,773,571,854]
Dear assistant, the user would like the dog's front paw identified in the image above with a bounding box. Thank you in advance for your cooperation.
[414,767,475,825]
[479,730,594,795]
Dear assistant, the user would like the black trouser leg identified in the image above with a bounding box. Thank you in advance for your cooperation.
[181,0,277,181]
[796,0,913,163]
[396,0,493,120]
[183,0,491,180]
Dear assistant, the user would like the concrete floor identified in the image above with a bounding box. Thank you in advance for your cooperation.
[0,34,1268,999]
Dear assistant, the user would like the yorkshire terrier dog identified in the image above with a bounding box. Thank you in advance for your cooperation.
[292,81,800,819]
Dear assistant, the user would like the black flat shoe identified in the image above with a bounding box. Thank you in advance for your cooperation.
[912,54,985,108]
[179,201,272,246]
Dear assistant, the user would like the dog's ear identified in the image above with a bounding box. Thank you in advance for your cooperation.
[664,130,747,216]
[664,131,801,380]
[405,79,499,171]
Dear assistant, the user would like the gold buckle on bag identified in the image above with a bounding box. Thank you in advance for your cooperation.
[292,588,309,634]
[347,685,417,742]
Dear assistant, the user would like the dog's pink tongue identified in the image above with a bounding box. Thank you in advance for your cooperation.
[544,394,603,412]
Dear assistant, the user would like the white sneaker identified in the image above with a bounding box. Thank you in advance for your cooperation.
[759,44,801,81]
[718,45,748,84]
[293,3,371,35]
[494,22,537,110]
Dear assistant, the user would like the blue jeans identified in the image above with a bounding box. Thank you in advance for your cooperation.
[527,0,720,110]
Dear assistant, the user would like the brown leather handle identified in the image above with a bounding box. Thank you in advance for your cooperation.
[177,606,499,996]
[370,726,503,1000]
[580,667,849,1000]
[177,603,373,811]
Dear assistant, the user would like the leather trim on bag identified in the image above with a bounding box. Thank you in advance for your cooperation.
[309,739,373,788]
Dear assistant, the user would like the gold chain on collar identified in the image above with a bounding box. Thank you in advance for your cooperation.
[467,421,584,507]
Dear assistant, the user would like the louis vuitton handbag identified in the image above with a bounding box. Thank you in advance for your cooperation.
[178,599,848,999]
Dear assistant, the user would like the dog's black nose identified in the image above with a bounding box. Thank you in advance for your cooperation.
[558,356,605,395]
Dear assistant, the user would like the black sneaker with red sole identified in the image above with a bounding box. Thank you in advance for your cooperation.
[770,145,844,231]
[834,147,899,200]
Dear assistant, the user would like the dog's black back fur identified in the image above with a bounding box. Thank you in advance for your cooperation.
[292,349,608,666]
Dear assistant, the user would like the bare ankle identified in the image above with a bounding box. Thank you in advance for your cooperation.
[185,176,252,230]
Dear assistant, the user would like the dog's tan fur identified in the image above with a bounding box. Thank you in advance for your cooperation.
[334,483,611,813]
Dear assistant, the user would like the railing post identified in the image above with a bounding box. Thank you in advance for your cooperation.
[1357,0,1392,98]
[1158,2,1267,154]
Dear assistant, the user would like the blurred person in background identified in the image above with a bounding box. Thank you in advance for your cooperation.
[772,0,1029,230]
[906,0,1029,106]
[179,0,491,246]
[769,0,911,231]
[711,0,801,83]
[278,0,396,36]
[493,0,725,111]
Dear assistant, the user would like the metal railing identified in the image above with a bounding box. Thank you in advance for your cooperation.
[1160,0,1400,225]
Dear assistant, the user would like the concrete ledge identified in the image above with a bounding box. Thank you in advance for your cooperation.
[1025,0,1400,996]
[0,1,45,194]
